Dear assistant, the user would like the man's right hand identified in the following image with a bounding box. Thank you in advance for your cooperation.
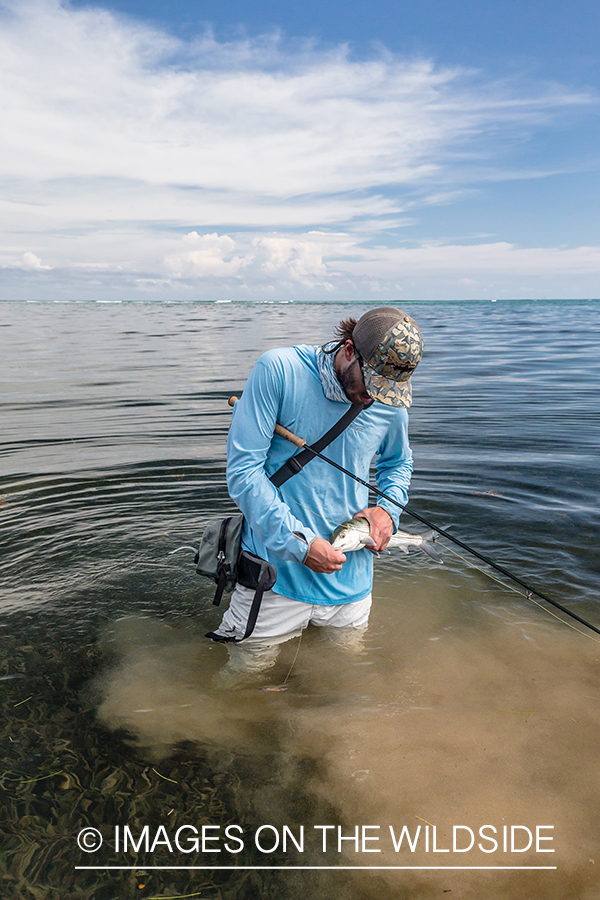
[303,537,346,574]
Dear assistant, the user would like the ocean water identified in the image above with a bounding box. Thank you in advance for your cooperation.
[1,298,599,900]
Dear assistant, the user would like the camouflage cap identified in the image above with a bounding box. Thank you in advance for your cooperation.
[352,307,423,407]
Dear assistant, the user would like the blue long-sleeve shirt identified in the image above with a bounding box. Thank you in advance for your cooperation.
[226,345,413,605]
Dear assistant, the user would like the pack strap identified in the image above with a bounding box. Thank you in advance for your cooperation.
[237,564,275,641]
[206,402,368,644]
[212,516,234,606]
[204,570,276,643]
[269,402,366,488]
[205,551,277,643]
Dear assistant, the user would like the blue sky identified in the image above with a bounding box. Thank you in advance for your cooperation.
[0,0,598,300]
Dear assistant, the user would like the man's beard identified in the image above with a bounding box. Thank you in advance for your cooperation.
[337,358,369,404]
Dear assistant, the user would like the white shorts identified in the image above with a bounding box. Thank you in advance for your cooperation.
[213,584,372,648]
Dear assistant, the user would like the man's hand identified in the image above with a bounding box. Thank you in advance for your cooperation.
[353,506,395,551]
[304,537,347,574]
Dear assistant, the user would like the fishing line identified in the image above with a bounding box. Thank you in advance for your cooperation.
[282,631,303,685]
[284,481,600,643]
[288,442,600,638]
[439,542,600,646]
[227,396,599,638]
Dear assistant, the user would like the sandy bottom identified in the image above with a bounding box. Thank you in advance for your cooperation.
[96,563,600,900]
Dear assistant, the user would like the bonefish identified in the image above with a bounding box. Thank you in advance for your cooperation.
[328,517,442,562]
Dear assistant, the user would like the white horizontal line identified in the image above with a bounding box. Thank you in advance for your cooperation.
[74,865,558,871]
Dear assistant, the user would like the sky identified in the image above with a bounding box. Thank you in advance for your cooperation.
[0,0,599,300]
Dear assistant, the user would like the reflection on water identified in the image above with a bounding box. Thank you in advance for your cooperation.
[1,299,599,899]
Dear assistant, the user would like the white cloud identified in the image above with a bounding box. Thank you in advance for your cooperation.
[21,251,51,269]
[0,0,598,298]
[1,1,591,195]
[165,231,251,277]
[255,236,329,281]
[155,230,600,296]
[1,250,52,269]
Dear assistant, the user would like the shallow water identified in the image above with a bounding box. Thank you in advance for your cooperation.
[1,299,599,899]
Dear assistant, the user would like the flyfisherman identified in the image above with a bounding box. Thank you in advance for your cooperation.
[211,307,423,672]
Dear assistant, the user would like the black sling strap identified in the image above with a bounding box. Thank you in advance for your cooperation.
[238,558,276,642]
[205,550,277,643]
[269,402,366,488]
[205,401,368,645]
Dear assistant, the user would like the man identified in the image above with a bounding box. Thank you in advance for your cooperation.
[211,306,423,672]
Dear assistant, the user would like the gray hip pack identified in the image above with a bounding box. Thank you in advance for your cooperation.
[199,401,365,643]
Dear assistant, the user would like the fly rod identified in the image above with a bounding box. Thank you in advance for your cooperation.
[228,396,600,637]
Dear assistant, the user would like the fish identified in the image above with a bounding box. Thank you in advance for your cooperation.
[328,517,442,563]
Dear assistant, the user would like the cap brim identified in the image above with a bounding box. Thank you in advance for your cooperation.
[363,367,413,408]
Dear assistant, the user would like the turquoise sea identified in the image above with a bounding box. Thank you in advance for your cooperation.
[1,298,599,900]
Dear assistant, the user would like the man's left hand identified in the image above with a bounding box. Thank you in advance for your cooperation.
[353,506,395,552]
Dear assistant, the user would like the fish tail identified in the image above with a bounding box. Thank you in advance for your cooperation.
[420,540,443,563]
